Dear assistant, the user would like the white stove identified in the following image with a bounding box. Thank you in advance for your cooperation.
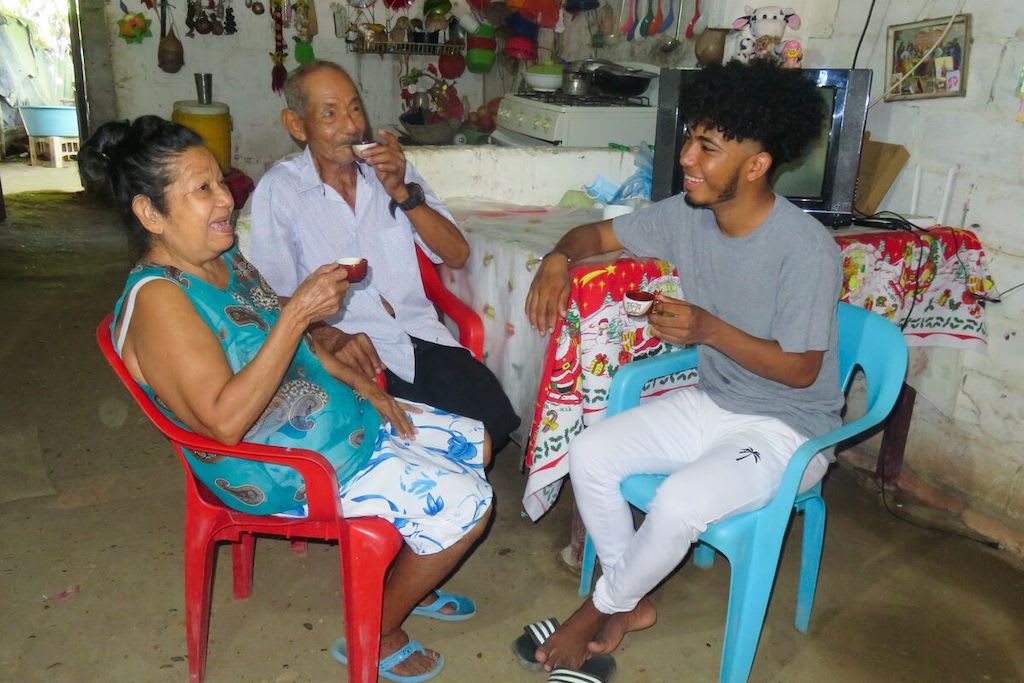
[492,63,659,148]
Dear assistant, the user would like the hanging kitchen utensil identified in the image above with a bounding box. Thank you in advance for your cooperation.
[657,0,673,34]
[684,0,700,39]
[602,0,627,45]
[658,0,683,52]
[647,0,662,36]
[624,0,638,41]
[270,0,288,92]
[638,0,654,36]
[158,0,167,36]
[224,4,237,33]
[158,23,185,72]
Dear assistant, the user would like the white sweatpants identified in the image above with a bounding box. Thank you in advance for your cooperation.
[569,387,829,615]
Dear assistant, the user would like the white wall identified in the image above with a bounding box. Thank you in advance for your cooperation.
[102,0,486,177]
[798,0,1024,539]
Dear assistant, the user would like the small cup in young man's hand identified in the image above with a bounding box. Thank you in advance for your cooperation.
[623,289,655,316]
[337,257,368,283]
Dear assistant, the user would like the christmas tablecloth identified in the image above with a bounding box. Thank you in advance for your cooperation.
[522,226,995,520]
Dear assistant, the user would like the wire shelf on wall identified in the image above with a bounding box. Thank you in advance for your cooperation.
[346,41,464,56]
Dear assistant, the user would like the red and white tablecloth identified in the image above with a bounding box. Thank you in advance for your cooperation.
[522,226,995,520]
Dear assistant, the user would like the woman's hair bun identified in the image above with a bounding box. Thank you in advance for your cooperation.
[78,120,131,196]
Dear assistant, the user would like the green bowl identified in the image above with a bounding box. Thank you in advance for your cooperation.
[466,47,496,73]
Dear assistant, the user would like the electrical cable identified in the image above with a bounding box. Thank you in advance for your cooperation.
[876,479,1001,549]
[852,208,1024,304]
[868,0,967,110]
[851,0,877,69]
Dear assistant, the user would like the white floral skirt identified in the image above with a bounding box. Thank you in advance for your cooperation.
[281,402,492,555]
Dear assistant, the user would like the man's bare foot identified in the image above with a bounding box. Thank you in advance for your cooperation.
[535,600,612,672]
[588,597,657,655]
[380,630,441,677]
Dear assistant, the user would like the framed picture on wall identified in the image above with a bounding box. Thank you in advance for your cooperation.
[884,14,970,102]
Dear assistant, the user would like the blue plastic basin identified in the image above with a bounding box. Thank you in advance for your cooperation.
[19,106,79,137]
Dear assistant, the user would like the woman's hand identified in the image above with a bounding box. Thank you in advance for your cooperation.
[353,375,421,440]
[526,253,572,335]
[285,263,350,327]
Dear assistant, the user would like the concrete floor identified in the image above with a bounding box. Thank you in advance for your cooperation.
[1,176,1023,682]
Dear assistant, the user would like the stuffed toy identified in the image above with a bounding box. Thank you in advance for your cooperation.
[731,5,800,63]
[780,39,803,68]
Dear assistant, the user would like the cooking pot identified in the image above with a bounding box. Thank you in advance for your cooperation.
[577,60,657,97]
[563,71,590,96]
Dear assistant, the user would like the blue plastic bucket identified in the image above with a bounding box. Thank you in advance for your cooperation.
[19,106,79,137]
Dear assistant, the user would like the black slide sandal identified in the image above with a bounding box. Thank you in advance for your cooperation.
[511,618,616,682]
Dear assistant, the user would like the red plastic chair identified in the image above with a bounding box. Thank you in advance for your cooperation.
[96,315,404,683]
[415,244,483,361]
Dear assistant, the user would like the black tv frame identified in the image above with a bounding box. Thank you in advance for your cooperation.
[651,67,872,228]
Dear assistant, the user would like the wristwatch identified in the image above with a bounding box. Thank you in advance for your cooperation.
[388,182,426,218]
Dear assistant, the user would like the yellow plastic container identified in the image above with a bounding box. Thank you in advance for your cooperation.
[172,100,232,172]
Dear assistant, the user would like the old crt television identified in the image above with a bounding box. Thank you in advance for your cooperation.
[652,68,872,227]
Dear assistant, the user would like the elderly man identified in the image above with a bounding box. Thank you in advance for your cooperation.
[250,60,519,452]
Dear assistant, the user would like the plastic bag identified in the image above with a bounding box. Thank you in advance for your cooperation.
[583,143,654,205]
[610,143,653,203]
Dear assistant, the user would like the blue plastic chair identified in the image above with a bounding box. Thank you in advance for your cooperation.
[577,303,908,683]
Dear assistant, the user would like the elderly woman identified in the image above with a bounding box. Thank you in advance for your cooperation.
[83,115,490,683]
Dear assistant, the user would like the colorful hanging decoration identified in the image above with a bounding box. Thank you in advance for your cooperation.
[116,2,153,43]
[270,0,288,92]
[293,0,318,64]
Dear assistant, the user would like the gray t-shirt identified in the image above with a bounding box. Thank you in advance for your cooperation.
[613,193,844,442]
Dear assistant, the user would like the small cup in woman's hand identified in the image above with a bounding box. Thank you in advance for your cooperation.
[337,257,368,283]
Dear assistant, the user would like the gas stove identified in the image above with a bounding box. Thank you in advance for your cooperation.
[492,63,660,148]
[515,91,652,108]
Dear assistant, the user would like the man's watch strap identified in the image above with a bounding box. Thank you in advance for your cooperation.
[388,182,426,217]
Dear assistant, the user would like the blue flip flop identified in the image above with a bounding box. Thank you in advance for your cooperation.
[410,589,477,621]
[330,637,445,683]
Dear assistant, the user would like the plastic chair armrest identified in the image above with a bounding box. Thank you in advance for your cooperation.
[773,379,907,513]
[416,245,484,361]
[606,347,699,417]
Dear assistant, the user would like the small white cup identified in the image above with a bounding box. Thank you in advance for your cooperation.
[602,203,635,220]
[623,290,655,316]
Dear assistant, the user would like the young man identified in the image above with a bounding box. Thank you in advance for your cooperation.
[249,60,519,452]
[523,59,844,674]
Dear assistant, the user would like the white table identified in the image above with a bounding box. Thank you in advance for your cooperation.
[442,200,603,445]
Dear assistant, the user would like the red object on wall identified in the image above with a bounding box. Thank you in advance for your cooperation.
[224,167,255,210]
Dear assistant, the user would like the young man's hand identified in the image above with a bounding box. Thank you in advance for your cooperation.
[526,252,572,336]
[647,294,717,347]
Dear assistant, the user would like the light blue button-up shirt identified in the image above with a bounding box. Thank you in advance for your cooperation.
[249,146,461,382]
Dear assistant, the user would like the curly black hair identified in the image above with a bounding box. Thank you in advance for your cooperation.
[79,115,203,258]
[679,59,825,167]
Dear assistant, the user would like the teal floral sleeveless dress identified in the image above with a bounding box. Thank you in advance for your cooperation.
[112,247,491,554]
[112,247,380,516]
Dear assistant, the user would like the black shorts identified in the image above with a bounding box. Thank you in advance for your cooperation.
[384,338,521,453]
